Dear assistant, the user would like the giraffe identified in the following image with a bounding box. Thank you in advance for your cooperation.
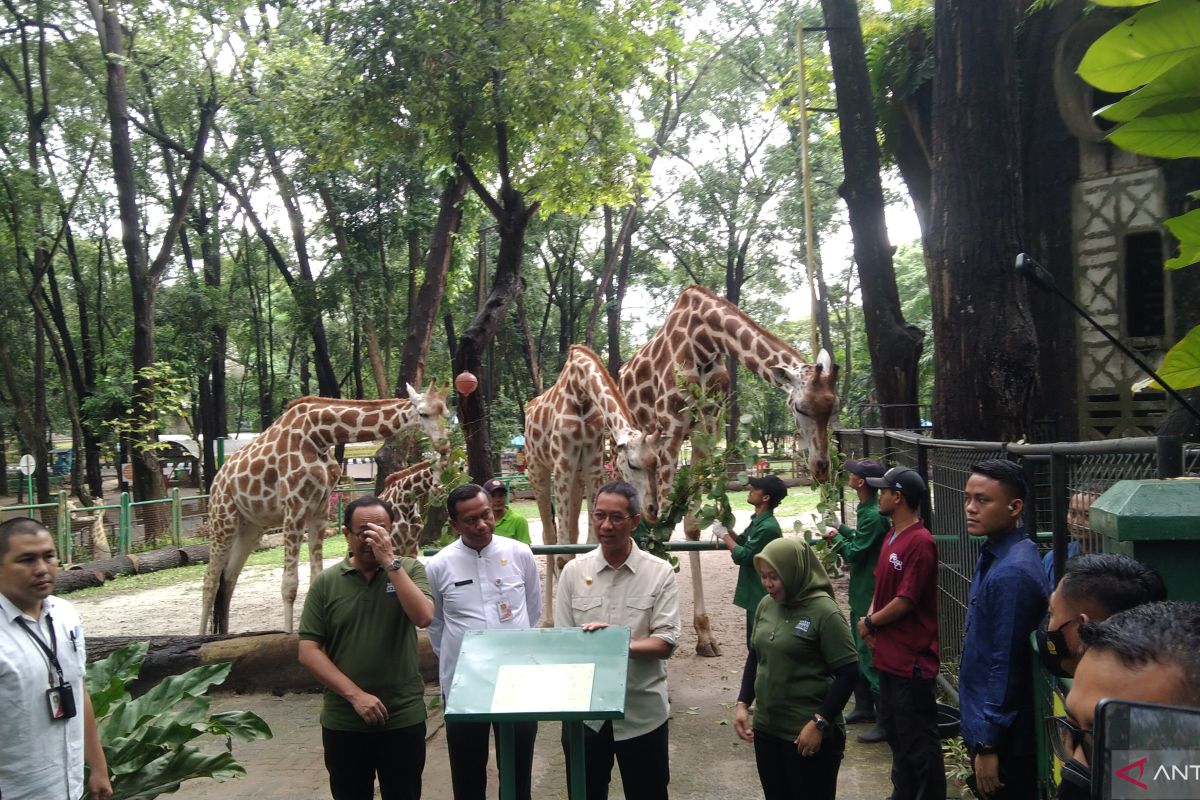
[199,384,450,634]
[618,285,839,656]
[378,456,447,558]
[525,344,662,626]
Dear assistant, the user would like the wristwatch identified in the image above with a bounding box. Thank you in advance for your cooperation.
[812,714,829,732]
[384,558,403,572]
[863,614,877,633]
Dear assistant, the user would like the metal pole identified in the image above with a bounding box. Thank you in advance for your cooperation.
[1156,434,1185,479]
[797,25,820,357]
[1050,453,1069,589]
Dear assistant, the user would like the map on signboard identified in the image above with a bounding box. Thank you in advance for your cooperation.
[491,663,595,714]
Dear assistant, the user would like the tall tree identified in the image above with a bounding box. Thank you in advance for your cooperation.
[927,0,1038,439]
[820,0,924,429]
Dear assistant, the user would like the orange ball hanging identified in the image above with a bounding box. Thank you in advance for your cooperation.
[455,370,479,396]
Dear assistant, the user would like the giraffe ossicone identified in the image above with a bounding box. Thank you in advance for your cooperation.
[199,383,451,635]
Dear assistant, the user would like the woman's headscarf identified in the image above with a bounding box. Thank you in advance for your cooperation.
[753,537,834,605]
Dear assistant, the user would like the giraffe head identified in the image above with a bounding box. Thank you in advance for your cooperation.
[772,349,839,482]
[612,428,662,524]
[406,381,451,455]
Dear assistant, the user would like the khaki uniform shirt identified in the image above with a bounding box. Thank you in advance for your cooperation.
[555,541,680,740]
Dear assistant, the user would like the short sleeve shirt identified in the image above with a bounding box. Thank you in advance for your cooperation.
[493,509,532,545]
[870,521,940,679]
[750,593,858,740]
[0,593,88,800]
[555,542,681,740]
[298,557,432,731]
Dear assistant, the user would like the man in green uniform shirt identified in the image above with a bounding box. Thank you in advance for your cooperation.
[824,459,889,743]
[298,495,436,800]
[715,474,787,648]
[483,478,531,545]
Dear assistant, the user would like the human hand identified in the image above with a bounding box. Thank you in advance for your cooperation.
[350,691,389,726]
[361,522,395,566]
[733,703,754,743]
[711,521,727,539]
[974,752,1003,797]
[856,617,869,639]
[581,622,610,633]
[88,771,113,800]
[823,528,837,541]
[795,720,823,757]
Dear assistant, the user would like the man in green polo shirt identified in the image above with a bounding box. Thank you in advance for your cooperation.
[298,495,435,800]
[715,474,787,649]
[483,478,531,545]
[824,459,889,744]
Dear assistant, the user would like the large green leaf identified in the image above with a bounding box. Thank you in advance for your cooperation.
[1165,207,1200,269]
[108,746,245,800]
[1078,0,1200,92]
[85,642,148,694]
[1091,0,1159,5]
[1097,55,1200,121]
[208,710,274,742]
[1106,109,1200,157]
[100,663,232,741]
[1136,325,1200,391]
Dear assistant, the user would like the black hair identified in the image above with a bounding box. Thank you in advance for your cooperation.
[595,480,641,517]
[342,496,396,531]
[969,458,1028,502]
[1060,553,1167,617]
[0,517,50,558]
[446,484,488,520]
[1078,601,1200,705]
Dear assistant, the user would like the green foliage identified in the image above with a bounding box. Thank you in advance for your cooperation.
[942,735,974,787]
[86,642,272,800]
[1079,0,1200,389]
[82,364,191,453]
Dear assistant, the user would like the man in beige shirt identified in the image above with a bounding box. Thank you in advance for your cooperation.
[555,480,681,800]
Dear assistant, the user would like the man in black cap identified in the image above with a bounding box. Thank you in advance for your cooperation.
[715,474,787,648]
[859,466,945,800]
[482,478,531,545]
[824,459,889,743]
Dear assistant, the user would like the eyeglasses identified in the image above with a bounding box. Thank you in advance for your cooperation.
[1046,715,1094,766]
[591,511,635,524]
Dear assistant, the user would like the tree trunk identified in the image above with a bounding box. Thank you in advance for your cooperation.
[821,0,925,430]
[196,197,227,490]
[927,0,1038,439]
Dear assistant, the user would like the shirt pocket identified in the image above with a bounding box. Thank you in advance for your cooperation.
[570,595,605,626]
[623,594,656,639]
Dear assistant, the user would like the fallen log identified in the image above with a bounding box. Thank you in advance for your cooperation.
[128,547,183,573]
[86,630,439,694]
[55,569,105,592]
[76,555,138,580]
[177,544,210,565]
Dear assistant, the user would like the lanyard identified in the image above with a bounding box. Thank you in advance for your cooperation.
[15,612,65,686]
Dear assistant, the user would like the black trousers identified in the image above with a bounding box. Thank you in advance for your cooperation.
[878,670,946,800]
[753,725,846,800]
[322,722,426,800]
[445,719,538,800]
[967,741,1039,800]
[561,720,670,800]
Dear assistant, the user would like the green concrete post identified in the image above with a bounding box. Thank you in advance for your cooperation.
[171,487,183,547]
[1089,478,1200,602]
[56,490,71,563]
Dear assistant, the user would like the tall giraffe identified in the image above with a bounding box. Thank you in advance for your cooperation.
[618,285,839,656]
[525,344,662,626]
[199,384,450,634]
[378,456,446,558]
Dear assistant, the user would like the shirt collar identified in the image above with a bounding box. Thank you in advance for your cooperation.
[982,526,1027,559]
[0,590,52,623]
[595,539,642,573]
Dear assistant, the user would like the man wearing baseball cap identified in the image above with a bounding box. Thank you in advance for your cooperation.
[715,474,787,648]
[859,466,945,800]
[823,459,889,743]
[482,478,531,545]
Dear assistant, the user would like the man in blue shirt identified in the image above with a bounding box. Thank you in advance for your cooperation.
[959,460,1048,800]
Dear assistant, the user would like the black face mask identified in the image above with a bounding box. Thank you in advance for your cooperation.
[1036,613,1077,679]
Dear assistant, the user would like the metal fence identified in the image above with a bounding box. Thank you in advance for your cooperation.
[833,429,1198,665]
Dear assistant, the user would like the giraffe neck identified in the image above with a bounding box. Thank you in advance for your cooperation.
[568,346,639,436]
[670,288,810,389]
[291,398,421,449]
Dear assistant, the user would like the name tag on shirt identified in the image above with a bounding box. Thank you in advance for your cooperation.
[793,617,813,636]
[386,583,396,594]
[454,579,474,587]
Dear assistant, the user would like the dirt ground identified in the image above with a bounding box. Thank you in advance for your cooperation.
[72,508,895,799]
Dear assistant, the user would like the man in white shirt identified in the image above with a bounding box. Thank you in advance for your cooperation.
[426,483,542,800]
[0,517,111,800]
[555,480,681,800]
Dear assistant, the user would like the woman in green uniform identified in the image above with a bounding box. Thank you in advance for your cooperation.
[715,474,786,648]
[732,537,859,800]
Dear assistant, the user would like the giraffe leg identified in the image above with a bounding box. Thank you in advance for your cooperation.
[685,510,720,657]
[280,514,308,634]
[200,500,238,635]
[211,522,260,635]
[529,462,557,628]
